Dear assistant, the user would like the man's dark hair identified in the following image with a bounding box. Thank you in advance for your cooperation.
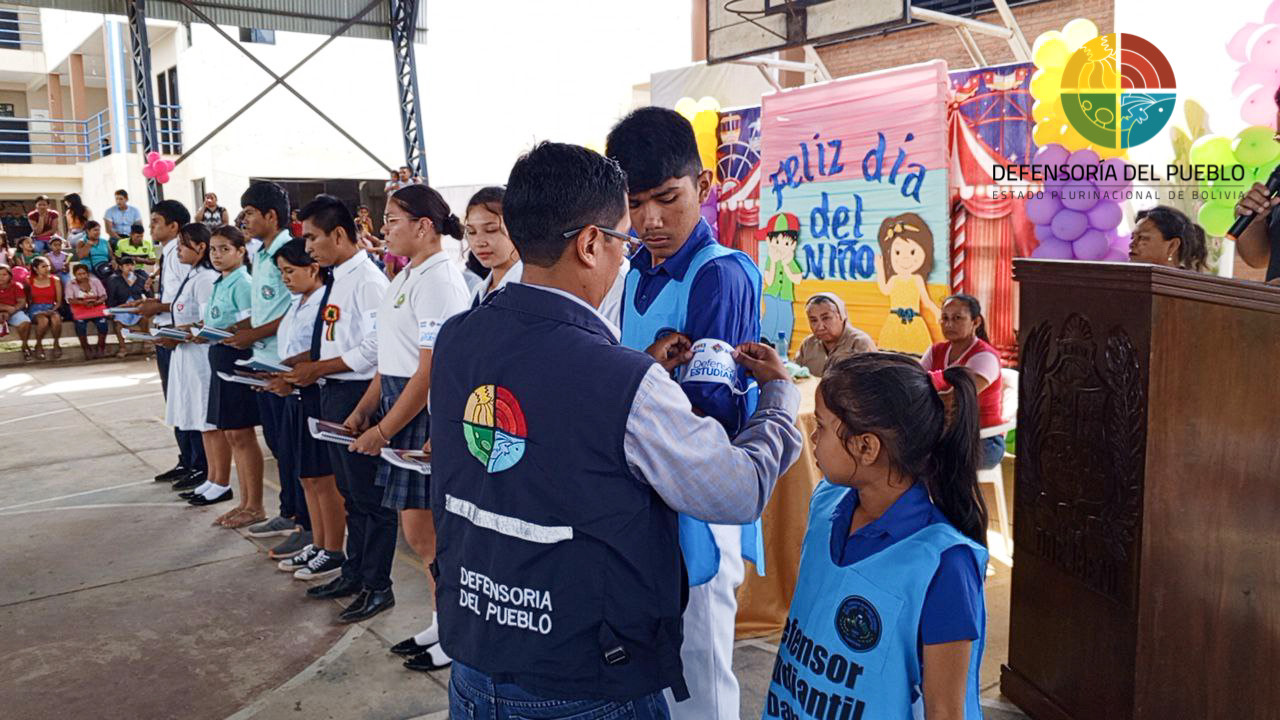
[240,181,290,231]
[115,189,128,199]
[606,106,702,195]
[34,194,49,203]
[504,141,627,268]
[298,194,358,246]
[84,220,100,233]
[130,223,145,235]
[118,255,136,266]
[152,199,190,228]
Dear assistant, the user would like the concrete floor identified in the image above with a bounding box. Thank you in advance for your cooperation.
[0,357,1029,720]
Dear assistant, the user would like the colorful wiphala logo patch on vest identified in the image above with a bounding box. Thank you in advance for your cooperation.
[834,595,881,652]
[1061,33,1176,149]
[463,385,527,473]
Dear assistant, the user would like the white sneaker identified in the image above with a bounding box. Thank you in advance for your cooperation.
[276,544,316,572]
[294,549,344,581]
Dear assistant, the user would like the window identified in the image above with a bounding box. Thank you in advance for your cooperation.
[238,27,276,45]
[155,66,182,155]
[192,178,206,210]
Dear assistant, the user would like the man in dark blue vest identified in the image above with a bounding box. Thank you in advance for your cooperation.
[430,141,803,718]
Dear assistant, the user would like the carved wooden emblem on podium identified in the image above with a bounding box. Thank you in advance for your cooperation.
[1018,313,1146,606]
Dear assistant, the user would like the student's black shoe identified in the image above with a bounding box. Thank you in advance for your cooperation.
[188,488,233,506]
[403,645,452,672]
[306,574,361,600]
[338,588,395,623]
[390,637,431,657]
[155,464,188,482]
[178,488,204,500]
[171,471,206,492]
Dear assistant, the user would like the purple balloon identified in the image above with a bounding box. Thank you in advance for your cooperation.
[1073,229,1110,260]
[1110,232,1131,251]
[1045,177,1068,200]
[1088,200,1123,231]
[1102,157,1131,194]
[1103,248,1129,262]
[1069,148,1100,168]
[1026,195,1060,225]
[1033,238,1075,259]
[1034,223,1055,243]
[1051,209,1089,241]
[1061,180,1099,211]
[1035,143,1070,168]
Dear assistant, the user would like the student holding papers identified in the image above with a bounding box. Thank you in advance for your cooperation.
[262,238,347,583]
[198,225,267,526]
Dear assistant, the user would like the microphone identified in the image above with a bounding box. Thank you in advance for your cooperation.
[1226,164,1280,241]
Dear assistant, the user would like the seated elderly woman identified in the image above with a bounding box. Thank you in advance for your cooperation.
[1127,205,1208,271]
[794,292,875,376]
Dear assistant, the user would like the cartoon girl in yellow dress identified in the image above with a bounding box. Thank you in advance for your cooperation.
[875,212,939,356]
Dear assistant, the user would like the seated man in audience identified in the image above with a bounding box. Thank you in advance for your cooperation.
[794,292,876,377]
[116,223,157,271]
[107,256,151,357]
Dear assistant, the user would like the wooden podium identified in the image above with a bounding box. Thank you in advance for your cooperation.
[1000,260,1280,720]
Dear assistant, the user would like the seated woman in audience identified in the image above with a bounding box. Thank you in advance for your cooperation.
[10,235,37,270]
[767,353,988,720]
[920,294,1005,470]
[27,257,63,361]
[264,239,347,582]
[464,186,521,308]
[0,265,33,358]
[63,193,92,246]
[794,292,875,376]
[200,225,266,527]
[107,256,150,358]
[1127,205,1209,272]
[66,263,110,359]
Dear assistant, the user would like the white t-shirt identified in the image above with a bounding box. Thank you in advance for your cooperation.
[277,288,324,360]
[920,341,1000,385]
[377,251,470,378]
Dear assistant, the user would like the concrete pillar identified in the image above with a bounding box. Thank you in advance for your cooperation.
[104,19,130,159]
[692,0,707,62]
[69,53,88,161]
[46,73,66,164]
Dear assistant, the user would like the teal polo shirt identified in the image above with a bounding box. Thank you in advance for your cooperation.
[204,266,253,329]
[250,230,294,362]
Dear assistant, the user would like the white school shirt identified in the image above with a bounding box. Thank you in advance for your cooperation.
[277,288,324,360]
[468,260,523,309]
[600,256,629,329]
[316,251,389,381]
[378,251,470,378]
[156,238,192,327]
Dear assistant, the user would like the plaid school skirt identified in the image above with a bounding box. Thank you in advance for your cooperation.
[375,374,430,510]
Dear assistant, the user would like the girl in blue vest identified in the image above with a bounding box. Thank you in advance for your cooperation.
[764,352,989,720]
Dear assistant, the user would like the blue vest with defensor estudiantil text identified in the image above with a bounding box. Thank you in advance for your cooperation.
[429,283,689,702]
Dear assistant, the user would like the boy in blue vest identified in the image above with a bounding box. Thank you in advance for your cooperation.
[607,107,764,720]
[430,141,803,718]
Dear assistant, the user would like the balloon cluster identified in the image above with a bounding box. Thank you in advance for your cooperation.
[674,96,720,179]
[1226,2,1280,128]
[1191,126,1280,236]
[1026,143,1129,261]
[142,151,175,184]
[1029,19,1126,160]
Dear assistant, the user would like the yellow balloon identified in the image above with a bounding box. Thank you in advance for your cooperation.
[1032,97,1063,124]
[1030,69,1062,104]
[696,96,721,114]
[1033,121,1064,147]
[692,109,719,178]
[1032,32,1069,70]
[674,97,698,121]
[1061,18,1098,51]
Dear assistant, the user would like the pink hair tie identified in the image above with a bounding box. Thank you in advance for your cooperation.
[929,370,951,392]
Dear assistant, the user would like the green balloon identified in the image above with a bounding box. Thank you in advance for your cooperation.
[1234,126,1280,167]
[1191,136,1236,167]
[1198,200,1236,237]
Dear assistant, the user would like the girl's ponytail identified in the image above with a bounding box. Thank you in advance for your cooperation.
[929,366,988,546]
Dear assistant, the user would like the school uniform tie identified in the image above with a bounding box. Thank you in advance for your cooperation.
[309,276,335,362]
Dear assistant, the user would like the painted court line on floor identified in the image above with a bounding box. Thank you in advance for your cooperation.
[222,624,369,720]
[0,392,162,426]
[0,479,156,512]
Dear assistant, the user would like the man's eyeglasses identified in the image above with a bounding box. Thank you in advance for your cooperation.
[561,225,639,257]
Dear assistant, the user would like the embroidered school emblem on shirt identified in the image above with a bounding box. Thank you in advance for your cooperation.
[394,293,406,308]
[210,306,221,318]
[834,595,881,652]
[322,304,340,341]
[261,285,276,299]
[463,385,527,473]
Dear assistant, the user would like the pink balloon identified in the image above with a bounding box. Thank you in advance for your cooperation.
[1241,85,1278,127]
[1103,248,1129,262]
[11,266,29,284]
[1073,229,1110,260]
[1088,200,1123,231]
[146,151,160,163]
[1034,223,1055,243]
[1035,143,1070,168]
[161,160,175,172]
[1246,26,1280,65]
[141,165,156,179]
[1032,239,1074,260]
[1068,148,1100,168]
[156,171,170,184]
[1027,195,1060,225]
[1062,181,1099,211]
[1231,63,1280,97]
[1051,209,1089,241]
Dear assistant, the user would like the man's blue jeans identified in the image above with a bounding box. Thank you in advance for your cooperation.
[448,661,671,719]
